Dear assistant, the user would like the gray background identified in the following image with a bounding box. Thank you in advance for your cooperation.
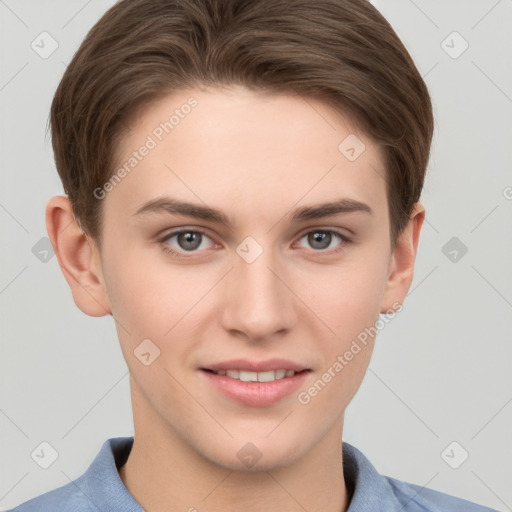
[1,0,511,510]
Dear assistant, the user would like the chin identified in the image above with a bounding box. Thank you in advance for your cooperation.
[198,436,309,473]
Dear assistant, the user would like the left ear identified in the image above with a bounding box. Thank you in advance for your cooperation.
[380,202,425,313]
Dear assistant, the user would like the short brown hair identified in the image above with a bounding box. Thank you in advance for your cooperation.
[50,0,434,246]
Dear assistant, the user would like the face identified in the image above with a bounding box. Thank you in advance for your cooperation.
[91,85,406,471]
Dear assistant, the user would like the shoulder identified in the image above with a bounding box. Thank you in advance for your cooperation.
[342,442,498,512]
[6,436,136,512]
[5,479,94,512]
[386,476,499,512]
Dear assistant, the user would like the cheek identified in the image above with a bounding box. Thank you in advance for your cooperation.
[103,239,180,315]
[102,247,216,377]
[310,254,390,339]
[300,271,382,415]
[101,248,183,343]
[298,251,389,404]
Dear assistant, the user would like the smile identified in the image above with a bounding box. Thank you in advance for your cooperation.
[204,369,300,382]
[200,362,311,406]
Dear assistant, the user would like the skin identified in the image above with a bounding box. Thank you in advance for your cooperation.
[47,85,424,512]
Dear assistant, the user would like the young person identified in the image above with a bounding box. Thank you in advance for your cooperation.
[9,0,499,510]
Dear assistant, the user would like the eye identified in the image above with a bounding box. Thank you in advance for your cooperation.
[296,229,349,253]
[159,229,215,257]
[158,227,351,259]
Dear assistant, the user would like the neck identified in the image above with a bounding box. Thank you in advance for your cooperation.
[119,385,349,512]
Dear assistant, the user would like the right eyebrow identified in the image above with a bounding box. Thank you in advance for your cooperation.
[134,197,232,226]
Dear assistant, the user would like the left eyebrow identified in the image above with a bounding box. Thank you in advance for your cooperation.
[289,198,373,222]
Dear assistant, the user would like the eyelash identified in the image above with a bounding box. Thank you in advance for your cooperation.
[158,227,352,259]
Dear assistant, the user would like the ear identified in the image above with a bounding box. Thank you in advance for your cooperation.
[380,202,425,313]
[46,196,111,317]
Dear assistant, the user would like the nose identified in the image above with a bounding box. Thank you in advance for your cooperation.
[220,245,297,342]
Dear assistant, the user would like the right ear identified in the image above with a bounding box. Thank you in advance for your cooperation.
[46,196,111,317]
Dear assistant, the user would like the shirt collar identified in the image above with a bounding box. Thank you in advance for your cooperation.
[342,442,404,511]
[77,436,142,512]
[80,436,405,511]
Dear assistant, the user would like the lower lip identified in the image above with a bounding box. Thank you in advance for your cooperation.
[200,370,310,406]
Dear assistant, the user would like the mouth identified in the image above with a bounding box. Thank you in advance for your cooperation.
[201,368,308,382]
[199,359,311,406]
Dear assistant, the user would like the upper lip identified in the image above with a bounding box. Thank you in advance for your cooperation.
[202,358,309,372]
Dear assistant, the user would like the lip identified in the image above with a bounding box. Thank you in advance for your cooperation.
[202,358,309,373]
[199,359,311,407]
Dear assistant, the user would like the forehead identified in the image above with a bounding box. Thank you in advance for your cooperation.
[106,86,388,225]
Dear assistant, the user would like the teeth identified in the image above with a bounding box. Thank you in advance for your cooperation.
[239,370,258,382]
[214,369,297,382]
[257,370,276,382]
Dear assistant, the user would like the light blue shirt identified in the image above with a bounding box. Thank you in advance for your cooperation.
[8,436,498,511]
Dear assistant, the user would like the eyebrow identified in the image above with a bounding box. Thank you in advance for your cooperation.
[133,196,373,227]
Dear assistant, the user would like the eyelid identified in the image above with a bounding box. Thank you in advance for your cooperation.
[158,227,218,248]
[292,227,351,254]
[295,225,352,240]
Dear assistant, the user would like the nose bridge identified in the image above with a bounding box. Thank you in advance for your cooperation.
[221,238,296,340]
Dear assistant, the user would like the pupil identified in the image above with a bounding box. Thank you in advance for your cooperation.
[178,232,201,250]
[309,231,331,250]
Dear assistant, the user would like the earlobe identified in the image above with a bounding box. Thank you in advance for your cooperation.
[380,203,425,313]
[46,196,111,317]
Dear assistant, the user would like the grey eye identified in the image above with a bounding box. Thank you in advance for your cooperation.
[307,231,332,250]
[176,232,203,251]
